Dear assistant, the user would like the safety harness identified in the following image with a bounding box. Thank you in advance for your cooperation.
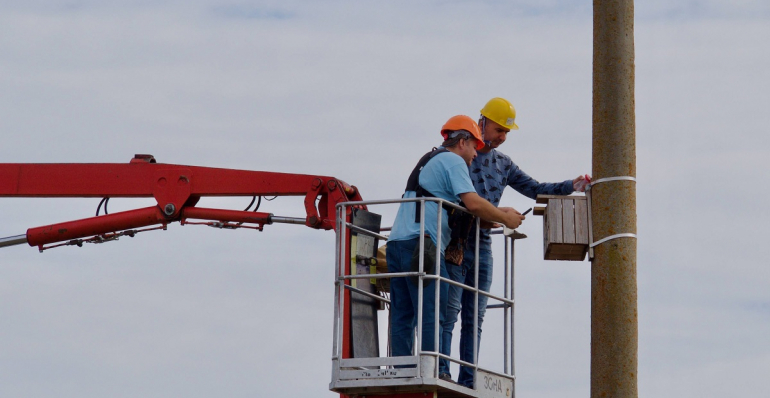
[403,148,476,258]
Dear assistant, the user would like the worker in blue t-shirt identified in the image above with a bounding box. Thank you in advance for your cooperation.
[387,115,525,373]
[440,98,591,388]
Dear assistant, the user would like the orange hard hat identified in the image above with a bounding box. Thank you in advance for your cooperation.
[441,115,485,150]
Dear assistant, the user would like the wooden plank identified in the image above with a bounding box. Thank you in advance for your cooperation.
[562,198,576,244]
[533,206,546,216]
[536,194,588,204]
[543,196,591,261]
[543,209,550,258]
[575,198,589,245]
[546,243,587,261]
[548,198,562,244]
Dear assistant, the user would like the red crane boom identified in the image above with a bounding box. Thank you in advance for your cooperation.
[0,154,363,250]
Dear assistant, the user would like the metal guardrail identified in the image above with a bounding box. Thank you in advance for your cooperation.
[331,197,523,398]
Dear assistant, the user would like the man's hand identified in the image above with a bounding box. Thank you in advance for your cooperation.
[480,220,500,229]
[573,174,592,192]
[460,192,525,229]
[499,207,524,229]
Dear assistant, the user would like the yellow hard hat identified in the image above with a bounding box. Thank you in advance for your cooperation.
[480,97,519,130]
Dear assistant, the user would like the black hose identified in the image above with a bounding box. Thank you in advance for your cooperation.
[244,196,256,211]
[96,198,107,216]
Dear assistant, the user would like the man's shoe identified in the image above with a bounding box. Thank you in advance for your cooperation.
[439,373,457,384]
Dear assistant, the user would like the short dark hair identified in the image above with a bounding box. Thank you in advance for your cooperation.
[442,130,470,148]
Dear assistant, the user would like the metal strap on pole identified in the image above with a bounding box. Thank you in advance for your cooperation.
[590,176,636,186]
[587,176,638,259]
[590,233,637,248]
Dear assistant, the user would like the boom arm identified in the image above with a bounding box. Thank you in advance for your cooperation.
[0,154,363,250]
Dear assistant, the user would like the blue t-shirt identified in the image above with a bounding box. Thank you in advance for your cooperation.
[469,149,574,243]
[389,150,476,253]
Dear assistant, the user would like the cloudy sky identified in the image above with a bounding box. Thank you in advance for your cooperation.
[1,1,768,397]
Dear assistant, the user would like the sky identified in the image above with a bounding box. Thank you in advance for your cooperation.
[1,1,769,397]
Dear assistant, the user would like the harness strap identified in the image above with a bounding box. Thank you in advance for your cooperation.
[403,148,455,223]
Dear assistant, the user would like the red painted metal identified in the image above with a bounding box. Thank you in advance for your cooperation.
[0,162,360,222]
[2,155,377,396]
[342,223,353,361]
[0,155,364,247]
[26,206,166,247]
[181,207,271,226]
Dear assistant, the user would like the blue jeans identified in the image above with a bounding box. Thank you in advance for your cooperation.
[387,237,448,360]
[439,242,493,387]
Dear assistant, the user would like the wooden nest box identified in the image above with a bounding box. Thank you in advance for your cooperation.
[534,195,589,261]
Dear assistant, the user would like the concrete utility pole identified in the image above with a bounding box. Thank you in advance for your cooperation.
[591,0,638,397]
